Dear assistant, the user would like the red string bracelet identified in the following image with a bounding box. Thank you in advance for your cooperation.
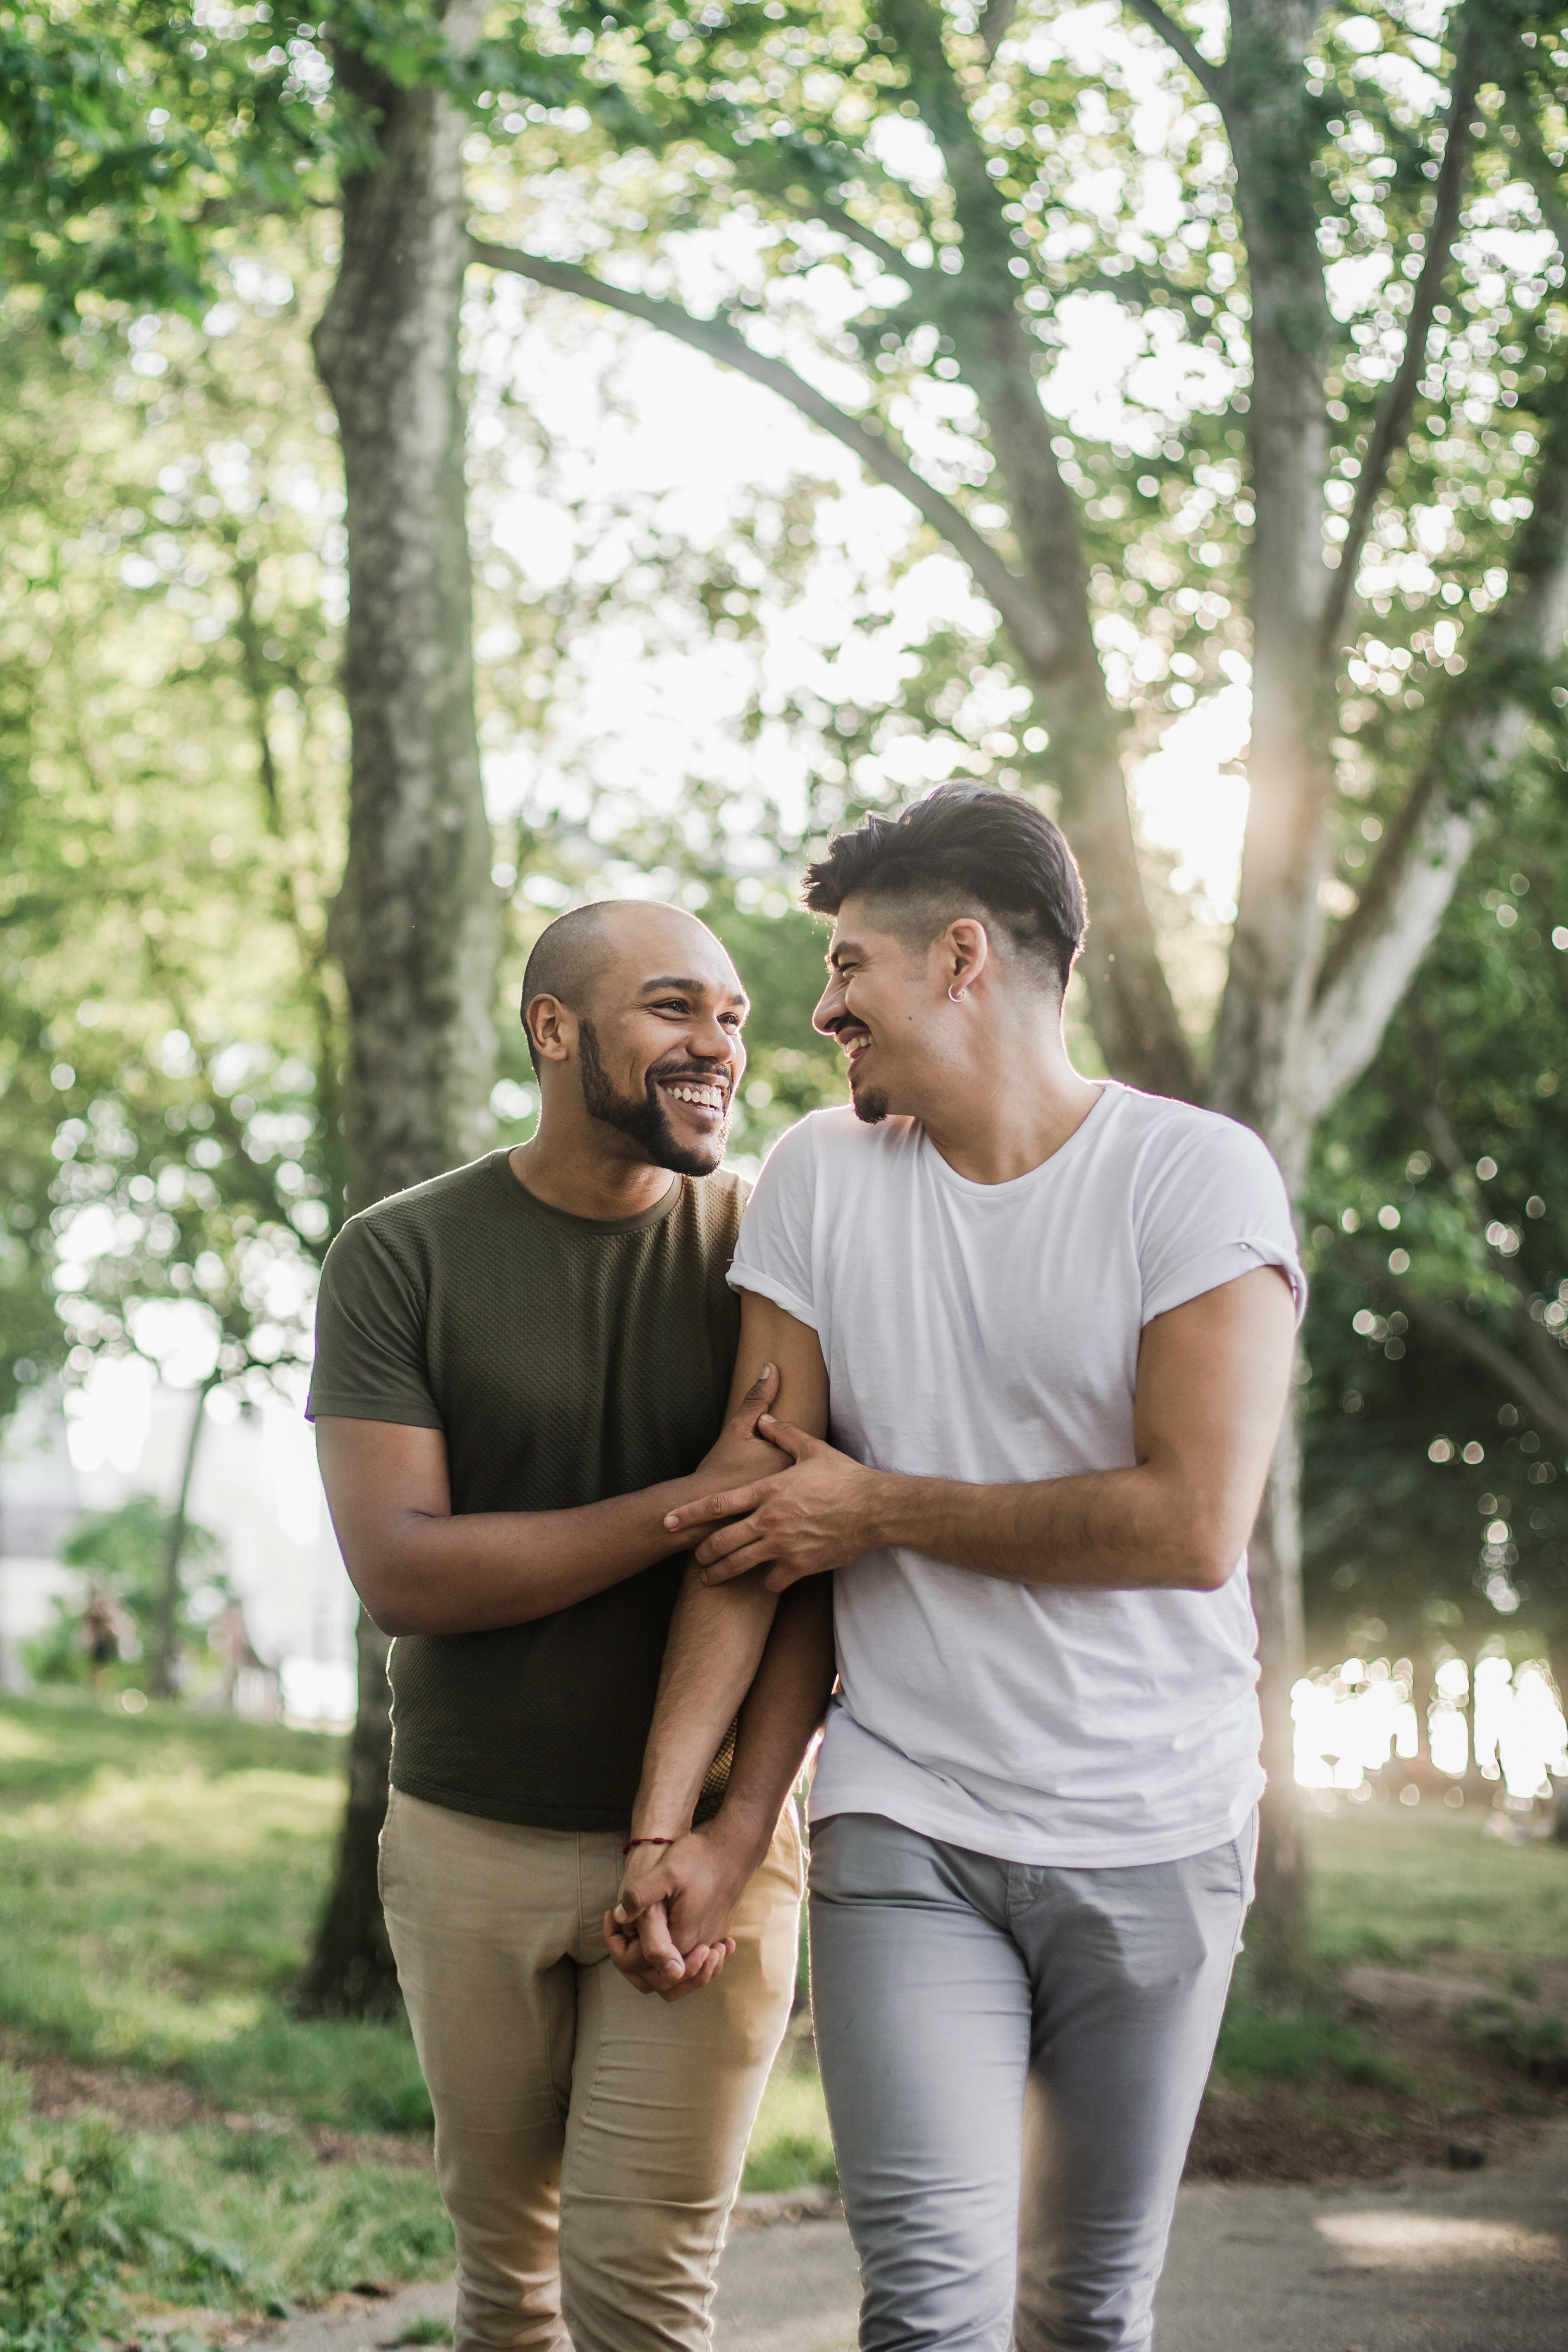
[621,1834,677,1856]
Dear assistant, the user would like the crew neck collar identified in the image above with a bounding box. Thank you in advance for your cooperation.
[489,1148,687,1235]
[917,1080,1118,1196]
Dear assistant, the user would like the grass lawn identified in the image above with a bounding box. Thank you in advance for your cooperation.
[1307,1800,1568,1964]
[3,1692,1565,2339]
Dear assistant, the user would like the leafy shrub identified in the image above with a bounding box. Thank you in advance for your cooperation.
[741,2131,838,2194]
[0,2076,145,2351]
[1215,2001,1408,2091]
[27,1496,228,1693]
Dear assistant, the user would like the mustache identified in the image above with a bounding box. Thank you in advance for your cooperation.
[822,1014,868,1041]
[646,1055,733,1096]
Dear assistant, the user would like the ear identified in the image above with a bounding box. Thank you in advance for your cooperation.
[525,994,575,1066]
[941,918,991,998]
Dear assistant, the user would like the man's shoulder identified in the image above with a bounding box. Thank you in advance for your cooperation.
[760,1104,914,1172]
[329,1153,505,1263]
[687,1165,750,1241]
[1106,1087,1281,1180]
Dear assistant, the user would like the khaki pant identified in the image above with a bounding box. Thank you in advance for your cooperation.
[380,1788,803,2352]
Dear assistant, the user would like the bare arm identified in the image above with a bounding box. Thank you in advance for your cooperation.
[667,1267,1298,1594]
[314,1356,785,1636]
[627,1293,831,1831]
[605,1295,834,1997]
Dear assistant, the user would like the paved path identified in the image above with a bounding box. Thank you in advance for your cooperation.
[264,2124,1568,2352]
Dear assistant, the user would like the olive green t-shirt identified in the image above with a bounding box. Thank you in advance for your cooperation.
[306,1150,746,1831]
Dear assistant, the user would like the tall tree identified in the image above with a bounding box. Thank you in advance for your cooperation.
[461,0,1568,1977]
[2,1,526,2007]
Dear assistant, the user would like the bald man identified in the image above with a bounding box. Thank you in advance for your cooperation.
[308,903,829,2352]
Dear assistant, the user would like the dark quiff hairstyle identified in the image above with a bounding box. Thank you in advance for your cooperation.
[800,784,1087,991]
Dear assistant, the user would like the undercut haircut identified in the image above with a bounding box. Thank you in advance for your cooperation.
[520,903,611,1073]
[801,784,1087,992]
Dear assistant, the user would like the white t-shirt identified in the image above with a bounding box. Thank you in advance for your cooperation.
[727,1082,1305,1868]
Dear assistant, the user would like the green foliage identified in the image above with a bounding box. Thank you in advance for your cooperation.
[0,2075,145,2352]
[0,252,350,1432]
[26,1496,226,1691]
[741,2058,836,2195]
[1213,2002,1405,2092]
[740,2129,839,2193]
[0,2069,453,2344]
[1303,774,1568,1667]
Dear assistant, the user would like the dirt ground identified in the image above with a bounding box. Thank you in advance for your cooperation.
[1188,1950,1568,2185]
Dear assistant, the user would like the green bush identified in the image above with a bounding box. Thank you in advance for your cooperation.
[741,2132,838,2194]
[0,2076,161,2352]
[1215,2001,1407,2092]
[27,1497,229,1693]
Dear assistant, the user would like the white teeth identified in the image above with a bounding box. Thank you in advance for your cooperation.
[667,1083,722,1107]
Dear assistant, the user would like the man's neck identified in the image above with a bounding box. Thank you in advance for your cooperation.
[916,1033,1104,1188]
[508,1118,676,1222]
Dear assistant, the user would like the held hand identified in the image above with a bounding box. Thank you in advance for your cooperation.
[604,1898,733,2001]
[604,1828,747,2002]
[662,1415,883,1591]
[694,1361,789,1488]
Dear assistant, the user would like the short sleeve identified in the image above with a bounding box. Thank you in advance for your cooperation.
[727,1117,821,1330]
[305,1216,443,1427]
[1137,1116,1306,1329]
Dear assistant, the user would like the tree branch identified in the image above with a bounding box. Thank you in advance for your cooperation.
[1123,0,1224,102]
[1395,1289,1568,1454]
[467,238,1041,656]
[786,197,930,282]
[978,0,1019,64]
[880,0,1199,1100]
[1303,375,1568,1118]
[1321,2,1488,653]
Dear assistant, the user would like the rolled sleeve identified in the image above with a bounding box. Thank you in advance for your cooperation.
[724,1118,821,1331]
[1137,1120,1306,1331]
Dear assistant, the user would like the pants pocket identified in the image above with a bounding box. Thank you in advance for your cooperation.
[376,1785,402,1907]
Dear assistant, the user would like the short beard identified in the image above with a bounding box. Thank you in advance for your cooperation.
[577,1019,728,1177]
[850,1080,890,1125]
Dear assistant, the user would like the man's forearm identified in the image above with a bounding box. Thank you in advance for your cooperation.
[346,1474,710,1636]
[709,1576,835,1864]
[628,1562,783,1838]
[862,1461,1234,1593]
[612,1575,834,1984]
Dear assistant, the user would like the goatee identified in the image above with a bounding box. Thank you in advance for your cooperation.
[577,1019,728,1176]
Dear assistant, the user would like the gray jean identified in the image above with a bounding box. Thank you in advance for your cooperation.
[808,1810,1256,2352]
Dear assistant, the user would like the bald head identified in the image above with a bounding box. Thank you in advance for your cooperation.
[519,899,748,1178]
[521,900,742,1069]
[521,903,613,1070]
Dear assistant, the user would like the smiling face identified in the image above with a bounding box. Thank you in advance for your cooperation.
[529,903,748,1177]
[812,894,947,1126]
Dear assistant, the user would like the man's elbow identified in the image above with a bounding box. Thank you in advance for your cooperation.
[1162,1512,1243,1593]
[344,1555,424,1637]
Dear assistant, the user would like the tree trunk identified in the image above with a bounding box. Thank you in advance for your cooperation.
[295,1604,402,2017]
[1244,1403,1311,1988]
[298,2,500,2018]
[1204,0,1340,1984]
[151,1375,216,1700]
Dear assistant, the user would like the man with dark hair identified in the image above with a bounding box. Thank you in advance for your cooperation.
[614,790,1303,2352]
[308,899,829,2352]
